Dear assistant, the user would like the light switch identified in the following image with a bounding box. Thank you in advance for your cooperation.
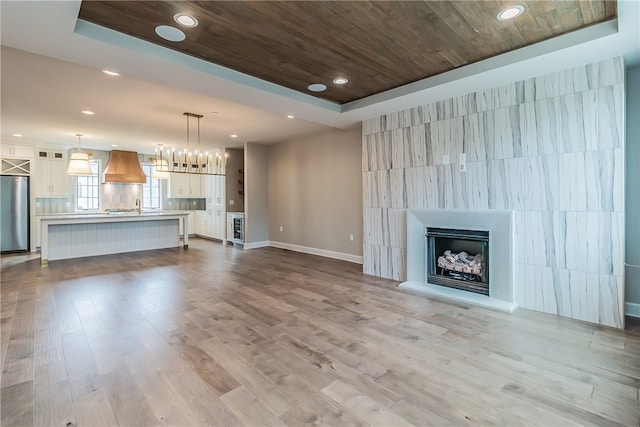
[229,199,235,206]
[459,153,466,172]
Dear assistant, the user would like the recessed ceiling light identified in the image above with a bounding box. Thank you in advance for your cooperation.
[497,5,524,21]
[174,13,198,28]
[13,133,23,137]
[155,25,186,42]
[102,69,120,76]
[287,114,295,119]
[308,83,327,92]
[333,77,348,85]
[81,110,95,115]
[111,144,118,147]
[230,134,238,138]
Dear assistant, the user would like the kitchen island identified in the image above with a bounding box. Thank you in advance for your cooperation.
[39,211,190,265]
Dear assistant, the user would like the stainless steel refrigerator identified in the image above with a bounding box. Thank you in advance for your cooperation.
[1,175,29,253]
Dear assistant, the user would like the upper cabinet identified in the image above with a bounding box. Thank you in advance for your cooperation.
[168,173,204,198]
[206,175,225,207]
[1,144,33,159]
[34,150,68,198]
[188,174,203,198]
[1,144,33,175]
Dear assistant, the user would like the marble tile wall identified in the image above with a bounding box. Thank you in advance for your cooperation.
[362,57,625,328]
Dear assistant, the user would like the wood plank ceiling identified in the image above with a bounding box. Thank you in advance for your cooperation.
[78,1,617,105]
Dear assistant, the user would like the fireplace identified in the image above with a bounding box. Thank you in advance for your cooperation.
[426,228,489,295]
[400,209,516,312]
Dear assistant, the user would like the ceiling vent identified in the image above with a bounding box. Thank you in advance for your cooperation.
[103,150,146,183]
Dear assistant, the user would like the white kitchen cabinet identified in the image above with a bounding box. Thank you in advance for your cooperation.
[211,206,226,240]
[203,176,226,240]
[168,173,188,198]
[195,210,209,237]
[1,144,33,159]
[195,208,226,240]
[34,149,68,197]
[227,213,233,244]
[189,174,203,198]
[169,173,204,198]
[206,175,225,206]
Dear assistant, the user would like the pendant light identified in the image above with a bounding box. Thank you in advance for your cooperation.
[66,133,93,175]
[152,144,170,179]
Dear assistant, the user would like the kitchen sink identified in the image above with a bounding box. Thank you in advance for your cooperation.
[105,209,140,215]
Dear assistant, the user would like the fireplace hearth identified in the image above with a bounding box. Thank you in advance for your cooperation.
[426,228,489,295]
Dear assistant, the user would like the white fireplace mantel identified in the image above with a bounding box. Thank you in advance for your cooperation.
[399,209,517,312]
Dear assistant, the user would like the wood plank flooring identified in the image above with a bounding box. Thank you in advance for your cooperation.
[1,238,639,426]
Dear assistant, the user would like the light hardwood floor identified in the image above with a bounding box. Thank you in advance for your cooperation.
[1,238,639,426]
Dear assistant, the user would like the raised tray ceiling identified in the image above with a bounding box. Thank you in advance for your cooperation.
[78,1,617,104]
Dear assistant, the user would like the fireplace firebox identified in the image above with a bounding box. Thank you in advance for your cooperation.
[426,228,489,295]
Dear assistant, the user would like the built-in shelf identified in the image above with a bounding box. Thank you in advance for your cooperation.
[238,168,244,197]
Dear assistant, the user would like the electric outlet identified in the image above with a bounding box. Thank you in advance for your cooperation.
[36,202,41,208]
[279,225,283,232]
[349,234,354,242]
[65,202,71,207]
[443,154,450,165]
[229,199,234,206]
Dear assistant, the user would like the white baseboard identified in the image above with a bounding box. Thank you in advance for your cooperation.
[243,240,270,249]
[268,241,363,264]
[626,302,640,318]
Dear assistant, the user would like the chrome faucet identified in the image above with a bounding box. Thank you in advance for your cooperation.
[135,199,141,214]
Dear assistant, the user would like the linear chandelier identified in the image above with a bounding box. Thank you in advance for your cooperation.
[154,112,227,176]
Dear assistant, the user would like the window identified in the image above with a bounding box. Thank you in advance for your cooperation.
[76,160,100,210]
[142,164,161,209]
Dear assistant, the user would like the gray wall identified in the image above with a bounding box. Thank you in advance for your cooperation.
[225,148,244,213]
[268,129,363,258]
[626,67,640,311]
[362,57,625,328]
[245,142,269,245]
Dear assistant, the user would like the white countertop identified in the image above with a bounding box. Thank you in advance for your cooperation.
[38,211,193,220]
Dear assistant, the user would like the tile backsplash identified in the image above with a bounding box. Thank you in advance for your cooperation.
[35,198,73,214]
